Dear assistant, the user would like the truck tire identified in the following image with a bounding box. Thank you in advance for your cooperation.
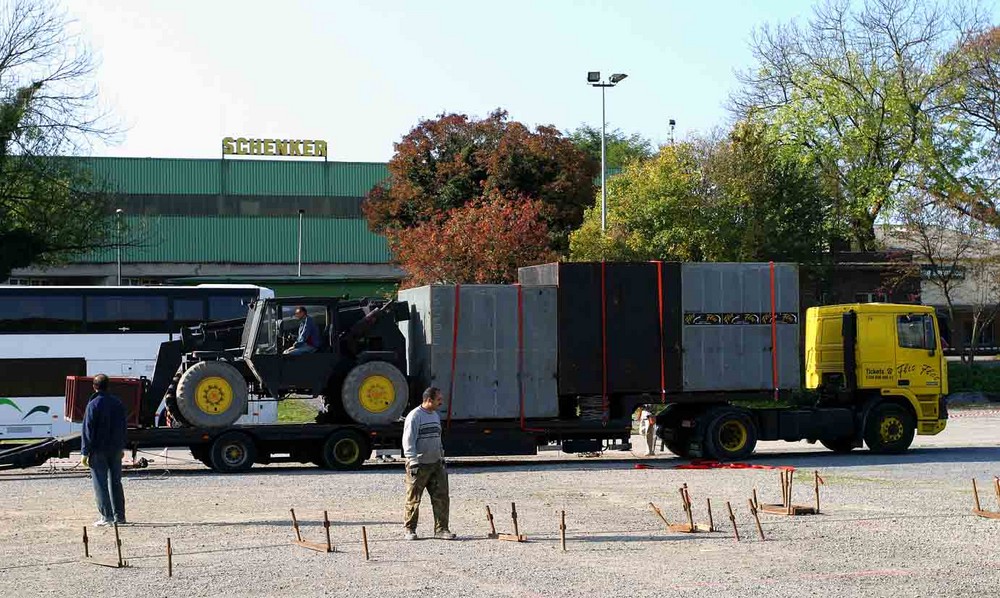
[820,438,856,453]
[864,402,915,454]
[703,408,757,461]
[341,361,408,425]
[175,360,249,428]
[319,429,370,471]
[208,432,256,473]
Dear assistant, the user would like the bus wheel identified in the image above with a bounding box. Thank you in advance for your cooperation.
[320,429,370,471]
[864,402,915,454]
[209,432,257,473]
[703,408,757,461]
[175,361,249,428]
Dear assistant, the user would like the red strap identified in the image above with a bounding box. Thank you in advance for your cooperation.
[600,261,609,423]
[770,262,778,401]
[655,260,666,403]
[447,284,461,429]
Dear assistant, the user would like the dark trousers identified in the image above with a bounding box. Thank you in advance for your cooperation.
[404,461,449,533]
[90,451,126,523]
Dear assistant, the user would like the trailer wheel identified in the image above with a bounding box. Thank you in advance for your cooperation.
[864,402,915,454]
[820,438,856,454]
[209,432,257,473]
[341,361,408,426]
[319,429,370,471]
[703,408,757,461]
[175,360,249,428]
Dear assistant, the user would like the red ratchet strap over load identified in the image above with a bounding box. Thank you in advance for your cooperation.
[769,261,779,401]
[674,460,795,472]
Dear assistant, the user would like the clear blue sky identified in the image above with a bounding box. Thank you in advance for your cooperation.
[62,0,955,161]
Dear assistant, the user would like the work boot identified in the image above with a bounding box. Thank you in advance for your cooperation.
[404,530,418,541]
[434,530,456,540]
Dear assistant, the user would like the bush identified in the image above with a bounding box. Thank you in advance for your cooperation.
[948,362,1000,394]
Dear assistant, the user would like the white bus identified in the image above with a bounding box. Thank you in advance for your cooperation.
[0,284,277,440]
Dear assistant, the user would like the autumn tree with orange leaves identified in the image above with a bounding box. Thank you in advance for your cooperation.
[364,110,596,285]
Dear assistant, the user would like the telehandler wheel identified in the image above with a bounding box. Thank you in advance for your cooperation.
[208,432,257,473]
[820,438,856,454]
[175,360,249,428]
[864,402,915,454]
[319,429,370,471]
[703,408,758,461]
[341,361,408,425]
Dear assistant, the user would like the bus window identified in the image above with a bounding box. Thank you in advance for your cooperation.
[208,295,253,321]
[172,298,206,328]
[85,295,169,333]
[0,296,84,333]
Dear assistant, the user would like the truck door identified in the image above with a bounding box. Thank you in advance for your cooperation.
[893,313,943,394]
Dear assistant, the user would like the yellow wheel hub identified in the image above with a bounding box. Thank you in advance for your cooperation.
[195,376,233,414]
[333,439,360,464]
[719,420,748,453]
[879,416,904,443]
[358,375,395,414]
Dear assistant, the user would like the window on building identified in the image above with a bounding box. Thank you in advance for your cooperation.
[85,295,169,333]
[0,296,85,332]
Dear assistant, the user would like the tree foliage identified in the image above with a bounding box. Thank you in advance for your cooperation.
[0,0,119,279]
[364,109,595,283]
[569,123,831,263]
[566,125,654,171]
[730,0,983,251]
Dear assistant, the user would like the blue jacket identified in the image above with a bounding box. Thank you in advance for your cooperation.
[81,392,128,456]
[295,315,321,349]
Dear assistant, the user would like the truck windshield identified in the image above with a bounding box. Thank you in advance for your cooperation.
[254,302,280,355]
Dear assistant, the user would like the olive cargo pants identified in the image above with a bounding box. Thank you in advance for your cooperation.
[404,461,449,533]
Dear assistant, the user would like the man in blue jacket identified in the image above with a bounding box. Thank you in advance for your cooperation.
[283,306,321,355]
[81,374,128,526]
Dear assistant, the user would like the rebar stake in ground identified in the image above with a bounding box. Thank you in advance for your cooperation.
[760,470,820,516]
[560,511,567,552]
[290,509,335,552]
[972,477,1000,520]
[485,505,498,539]
[748,499,766,540]
[84,522,130,568]
[726,501,740,542]
[497,502,527,542]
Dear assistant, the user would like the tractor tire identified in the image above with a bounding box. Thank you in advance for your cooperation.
[319,429,370,471]
[175,360,249,428]
[702,408,758,461]
[340,361,408,426]
[208,432,256,473]
[864,402,915,454]
[820,438,856,454]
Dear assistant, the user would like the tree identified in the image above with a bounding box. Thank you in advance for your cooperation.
[0,0,119,279]
[730,0,983,251]
[390,193,555,286]
[364,109,595,282]
[566,125,654,171]
[568,124,831,264]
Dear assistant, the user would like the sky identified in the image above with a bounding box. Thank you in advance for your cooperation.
[62,1,888,161]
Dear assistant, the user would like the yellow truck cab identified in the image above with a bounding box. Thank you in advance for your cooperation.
[805,303,948,452]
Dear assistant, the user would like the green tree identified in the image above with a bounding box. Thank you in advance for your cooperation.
[566,125,654,171]
[730,0,983,251]
[0,0,119,280]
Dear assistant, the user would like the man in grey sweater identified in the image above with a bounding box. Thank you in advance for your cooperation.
[402,387,455,540]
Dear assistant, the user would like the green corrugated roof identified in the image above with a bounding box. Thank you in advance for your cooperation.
[76,216,392,264]
[75,157,389,197]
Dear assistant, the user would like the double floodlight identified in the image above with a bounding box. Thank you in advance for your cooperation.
[587,71,601,83]
[586,71,628,85]
[609,73,628,83]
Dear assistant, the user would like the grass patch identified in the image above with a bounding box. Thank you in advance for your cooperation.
[277,399,319,423]
[948,362,1000,394]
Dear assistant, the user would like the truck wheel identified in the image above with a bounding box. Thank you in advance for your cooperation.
[319,429,370,471]
[209,432,256,473]
[175,360,249,428]
[703,408,757,461]
[341,362,408,425]
[820,438,856,453]
[864,402,915,454]
[664,439,692,459]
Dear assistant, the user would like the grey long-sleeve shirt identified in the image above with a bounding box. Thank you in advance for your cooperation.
[402,406,443,464]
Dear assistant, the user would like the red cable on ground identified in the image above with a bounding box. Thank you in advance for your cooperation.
[673,460,795,471]
[655,260,666,403]
[600,261,609,424]
[770,261,779,401]
[447,284,461,429]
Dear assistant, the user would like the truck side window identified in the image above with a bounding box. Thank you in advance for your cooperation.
[897,315,930,349]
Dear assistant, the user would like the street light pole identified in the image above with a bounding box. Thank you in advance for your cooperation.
[587,72,628,234]
[115,208,123,285]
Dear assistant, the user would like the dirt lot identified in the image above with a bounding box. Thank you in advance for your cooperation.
[2,410,1000,598]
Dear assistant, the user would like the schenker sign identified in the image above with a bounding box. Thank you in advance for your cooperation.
[222,137,328,158]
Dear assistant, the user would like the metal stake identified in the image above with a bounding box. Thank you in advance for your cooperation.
[726,501,740,542]
[511,502,520,538]
[290,509,303,543]
[113,522,124,568]
[706,498,714,532]
[167,538,173,577]
[83,526,89,559]
[323,511,332,553]
[814,471,821,514]
[486,505,497,538]
[362,526,370,561]
[560,511,567,552]
[748,499,765,541]
[973,479,983,512]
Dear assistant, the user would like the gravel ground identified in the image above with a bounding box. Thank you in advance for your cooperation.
[2,411,1000,598]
